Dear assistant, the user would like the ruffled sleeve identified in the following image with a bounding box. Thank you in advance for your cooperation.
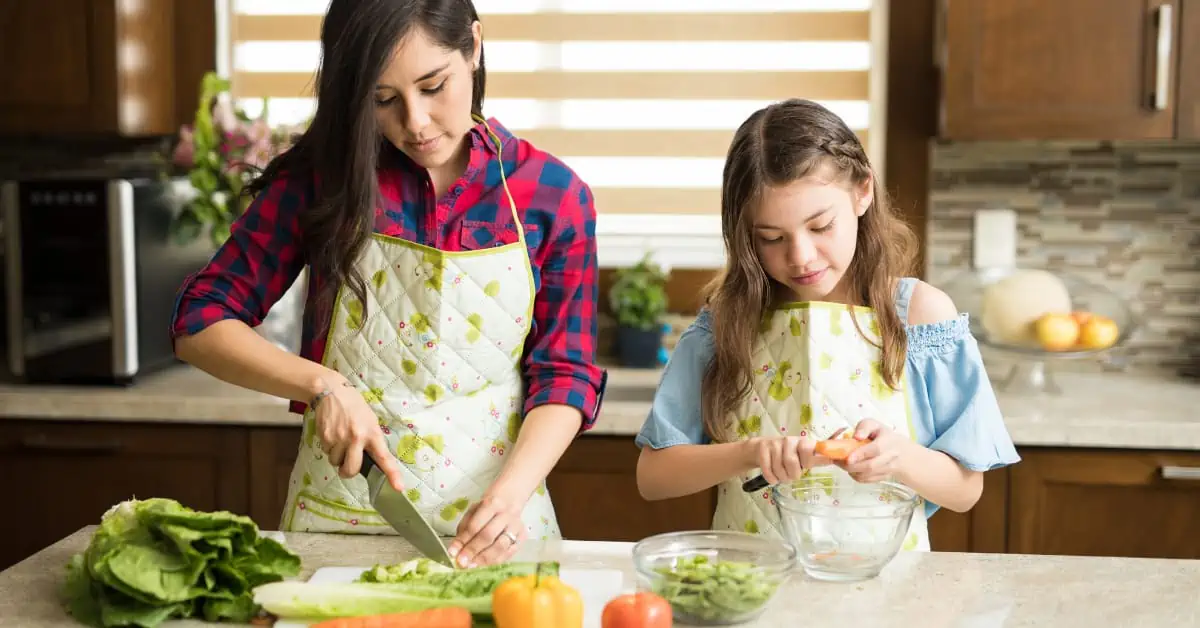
[906,314,1021,474]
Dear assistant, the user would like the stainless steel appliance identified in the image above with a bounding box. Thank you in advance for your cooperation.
[2,176,215,384]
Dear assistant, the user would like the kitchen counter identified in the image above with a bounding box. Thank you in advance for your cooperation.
[0,365,660,437]
[2,364,1198,449]
[3,526,1199,627]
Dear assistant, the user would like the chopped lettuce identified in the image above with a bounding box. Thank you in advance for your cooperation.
[254,560,558,621]
[64,498,301,627]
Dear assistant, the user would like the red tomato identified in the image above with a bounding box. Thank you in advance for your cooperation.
[601,592,673,628]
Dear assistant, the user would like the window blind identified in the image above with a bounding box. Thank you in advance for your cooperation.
[223,0,883,220]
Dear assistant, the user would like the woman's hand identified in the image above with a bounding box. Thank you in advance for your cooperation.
[837,419,918,483]
[743,435,832,485]
[313,374,406,492]
[447,493,527,568]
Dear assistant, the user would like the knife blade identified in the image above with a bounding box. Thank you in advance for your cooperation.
[359,451,456,567]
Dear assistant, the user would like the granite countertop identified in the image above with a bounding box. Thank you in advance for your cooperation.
[2,363,1199,450]
[0,364,660,437]
[3,526,1199,627]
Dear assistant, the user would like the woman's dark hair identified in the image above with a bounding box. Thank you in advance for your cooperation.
[244,0,485,334]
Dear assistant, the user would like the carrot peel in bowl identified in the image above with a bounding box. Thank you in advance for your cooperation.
[814,433,868,461]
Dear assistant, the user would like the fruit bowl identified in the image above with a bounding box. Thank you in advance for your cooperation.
[937,267,1139,393]
[631,530,796,625]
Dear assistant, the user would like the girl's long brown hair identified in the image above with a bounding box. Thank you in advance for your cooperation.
[701,98,919,442]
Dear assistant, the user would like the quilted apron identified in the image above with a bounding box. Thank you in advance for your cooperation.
[711,301,930,552]
[280,118,561,540]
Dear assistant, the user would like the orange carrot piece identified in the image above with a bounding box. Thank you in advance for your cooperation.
[309,606,472,628]
[814,437,867,461]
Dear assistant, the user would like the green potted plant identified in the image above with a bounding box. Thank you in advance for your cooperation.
[609,252,669,368]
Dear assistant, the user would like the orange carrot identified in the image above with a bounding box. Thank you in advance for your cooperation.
[309,606,472,628]
[814,436,867,461]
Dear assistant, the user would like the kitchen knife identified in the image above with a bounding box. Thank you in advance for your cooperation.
[742,374,876,493]
[359,451,456,567]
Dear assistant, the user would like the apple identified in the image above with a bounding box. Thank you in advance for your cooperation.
[1034,313,1080,351]
[1078,315,1120,350]
[1070,311,1094,326]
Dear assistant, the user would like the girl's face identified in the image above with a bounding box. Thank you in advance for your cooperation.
[373,23,481,178]
[752,166,873,303]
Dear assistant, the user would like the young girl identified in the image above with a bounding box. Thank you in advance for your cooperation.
[635,99,1019,549]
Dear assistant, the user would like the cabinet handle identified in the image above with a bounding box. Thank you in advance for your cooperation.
[1151,3,1173,110]
[17,433,124,454]
[1160,466,1200,481]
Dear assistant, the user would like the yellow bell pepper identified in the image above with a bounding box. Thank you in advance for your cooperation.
[492,565,583,628]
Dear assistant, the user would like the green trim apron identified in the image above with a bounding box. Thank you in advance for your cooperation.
[711,301,930,552]
[280,118,561,540]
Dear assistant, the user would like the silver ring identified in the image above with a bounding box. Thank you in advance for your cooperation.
[502,530,519,545]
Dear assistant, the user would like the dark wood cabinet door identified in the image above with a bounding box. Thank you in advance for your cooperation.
[248,427,303,530]
[0,0,179,136]
[1009,448,1200,559]
[940,0,1180,139]
[547,437,716,541]
[928,467,1010,553]
[0,421,248,571]
[1176,0,1200,137]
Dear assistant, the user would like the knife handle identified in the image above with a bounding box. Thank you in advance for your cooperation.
[358,450,378,479]
[742,474,769,493]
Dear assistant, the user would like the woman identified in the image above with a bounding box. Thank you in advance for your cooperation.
[170,0,606,569]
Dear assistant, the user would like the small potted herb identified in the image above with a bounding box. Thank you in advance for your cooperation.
[609,253,669,368]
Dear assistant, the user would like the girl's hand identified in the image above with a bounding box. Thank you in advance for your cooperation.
[838,419,917,483]
[743,436,832,485]
[313,374,406,492]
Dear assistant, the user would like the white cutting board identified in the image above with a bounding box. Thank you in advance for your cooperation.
[274,564,628,628]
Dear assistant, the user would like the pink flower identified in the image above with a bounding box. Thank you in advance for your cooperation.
[171,125,195,168]
[211,97,238,134]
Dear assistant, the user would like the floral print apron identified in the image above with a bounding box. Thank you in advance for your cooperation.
[711,301,930,552]
[280,117,560,540]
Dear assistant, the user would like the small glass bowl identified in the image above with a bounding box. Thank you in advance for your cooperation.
[631,530,797,625]
[774,480,920,583]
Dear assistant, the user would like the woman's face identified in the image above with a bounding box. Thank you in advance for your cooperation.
[373,23,481,176]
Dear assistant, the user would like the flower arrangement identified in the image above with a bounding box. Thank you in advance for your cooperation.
[164,72,303,246]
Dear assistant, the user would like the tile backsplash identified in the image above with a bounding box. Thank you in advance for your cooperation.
[926,140,1200,376]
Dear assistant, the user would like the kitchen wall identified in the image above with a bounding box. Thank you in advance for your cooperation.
[926,140,1200,376]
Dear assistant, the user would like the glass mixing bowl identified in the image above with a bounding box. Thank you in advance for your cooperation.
[773,480,920,582]
[631,530,797,625]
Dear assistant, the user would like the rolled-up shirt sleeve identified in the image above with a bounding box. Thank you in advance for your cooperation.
[522,171,606,430]
[169,173,311,341]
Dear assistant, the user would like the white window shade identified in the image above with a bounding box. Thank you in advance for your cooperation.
[221,0,889,269]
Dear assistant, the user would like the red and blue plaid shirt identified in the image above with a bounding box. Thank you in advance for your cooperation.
[170,118,607,430]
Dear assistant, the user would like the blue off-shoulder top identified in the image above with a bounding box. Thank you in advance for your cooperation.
[634,277,1022,518]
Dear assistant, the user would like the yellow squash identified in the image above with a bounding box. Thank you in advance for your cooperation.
[491,565,583,628]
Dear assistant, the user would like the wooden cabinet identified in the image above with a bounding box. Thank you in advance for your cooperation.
[0,421,248,571]
[4,417,1198,570]
[0,0,215,137]
[937,0,1200,140]
[929,447,1200,559]
[547,437,716,541]
[1008,448,1200,558]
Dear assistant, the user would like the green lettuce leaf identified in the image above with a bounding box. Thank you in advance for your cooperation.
[62,498,301,627]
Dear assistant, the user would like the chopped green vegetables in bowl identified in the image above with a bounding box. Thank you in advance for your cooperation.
[632,530,795,625]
